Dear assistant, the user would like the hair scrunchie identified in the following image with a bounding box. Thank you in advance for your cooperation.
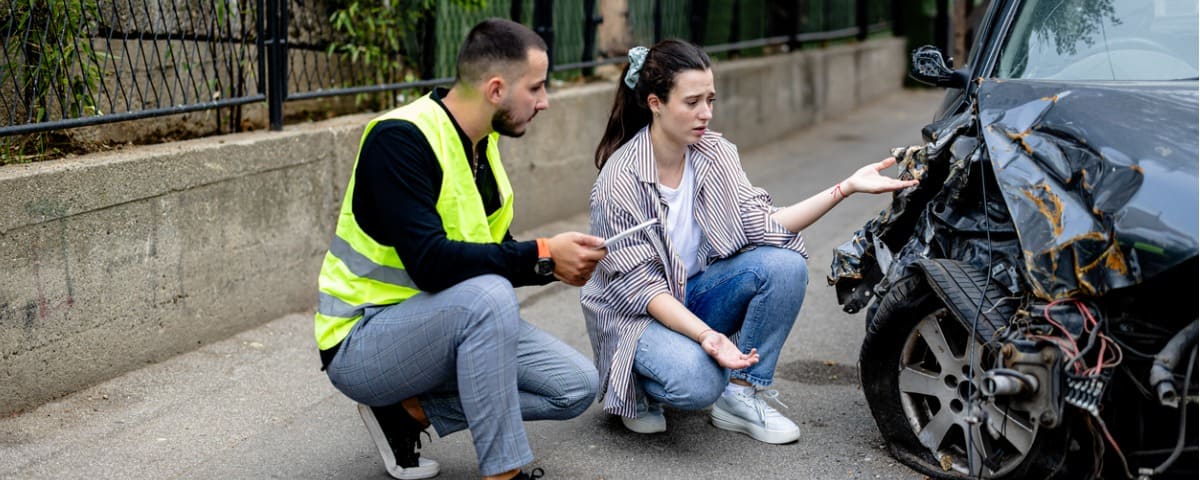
[623,46,649,90]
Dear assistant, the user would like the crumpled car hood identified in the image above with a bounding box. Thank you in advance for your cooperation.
[977,79,1198,299]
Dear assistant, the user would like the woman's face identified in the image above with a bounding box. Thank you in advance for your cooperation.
[649,68,715,147]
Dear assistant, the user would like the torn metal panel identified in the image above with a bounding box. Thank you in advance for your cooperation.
[829,114,968,279]
[830,110,1006,311]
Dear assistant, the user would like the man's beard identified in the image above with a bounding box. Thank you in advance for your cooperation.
[491,103,529,138]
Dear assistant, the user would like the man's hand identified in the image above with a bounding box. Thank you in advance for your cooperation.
[701,331,760,369]
[547,232,606,286]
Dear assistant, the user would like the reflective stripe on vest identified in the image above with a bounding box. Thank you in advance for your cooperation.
[314,93,514,349]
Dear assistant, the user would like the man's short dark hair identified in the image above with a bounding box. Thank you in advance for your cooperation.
[456,18,548,84]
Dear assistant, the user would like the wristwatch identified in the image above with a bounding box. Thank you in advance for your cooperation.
[534,238,555,276]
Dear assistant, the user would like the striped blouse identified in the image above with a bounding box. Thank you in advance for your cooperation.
[581,127,808,418]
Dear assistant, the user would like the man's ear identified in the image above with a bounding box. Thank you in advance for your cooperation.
[483,75,506,105]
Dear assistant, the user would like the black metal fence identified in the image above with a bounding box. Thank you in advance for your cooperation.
[1,0,264,137]
[1,0,893,138]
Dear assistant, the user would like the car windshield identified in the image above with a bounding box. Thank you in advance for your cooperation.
[996,0,1199,80]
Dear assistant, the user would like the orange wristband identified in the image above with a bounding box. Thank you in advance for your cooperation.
[536,238,551,258]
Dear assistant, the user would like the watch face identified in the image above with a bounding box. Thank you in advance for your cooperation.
[535,258,554,276]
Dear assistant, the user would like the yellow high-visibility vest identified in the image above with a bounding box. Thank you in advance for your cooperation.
[314,93,514,349]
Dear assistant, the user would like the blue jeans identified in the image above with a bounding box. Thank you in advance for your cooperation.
[633,246,808,410]
[325,275,599,476]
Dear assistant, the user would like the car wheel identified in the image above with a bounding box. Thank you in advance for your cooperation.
[860,271,1062,479]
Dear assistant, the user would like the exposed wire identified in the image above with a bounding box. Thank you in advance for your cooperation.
[1042,300,1080,344]
[1094,414,1134,479]
[965,143,993,479]
[1096,426,1107,479]
[1077,303,1103,374]
[1085,317,1123,374]
[1072,319,1102,373]
[1028,334,1079,361]
[1107,331,1157,359]
[1069,301,1104,375]
[1071,301,1123,376]
[1095,335,1123,372]
[1040,297,1142,477]
[1038,300,1083,373]
[1039,299,1126,377]
[982,295,1022,314]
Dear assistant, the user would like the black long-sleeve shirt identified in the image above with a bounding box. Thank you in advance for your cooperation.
[353,88,551,291]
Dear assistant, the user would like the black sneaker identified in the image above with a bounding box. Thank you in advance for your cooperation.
[513,468,545,479]
[357,403,440,479]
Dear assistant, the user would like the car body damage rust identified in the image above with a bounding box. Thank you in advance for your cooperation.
[832,79,1197,305]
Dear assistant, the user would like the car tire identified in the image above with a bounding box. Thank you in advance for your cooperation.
[860,270,1066,479]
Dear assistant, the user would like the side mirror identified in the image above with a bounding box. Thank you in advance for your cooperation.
[910,46,968,89]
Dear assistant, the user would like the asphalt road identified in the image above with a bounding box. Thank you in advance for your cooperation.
[0,88,945,480]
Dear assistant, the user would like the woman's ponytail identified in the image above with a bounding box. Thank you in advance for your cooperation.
[595,63,651,170]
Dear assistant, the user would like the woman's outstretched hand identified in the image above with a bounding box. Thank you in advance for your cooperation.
[701,331,760,369]
[842,157,920,196]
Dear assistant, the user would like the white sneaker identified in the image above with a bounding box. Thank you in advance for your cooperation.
[620,398,666,434]
[358,403,440,479]
[710,389,800,444]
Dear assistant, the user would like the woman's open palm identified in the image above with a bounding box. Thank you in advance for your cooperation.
[844,157,919,195]
[701,332,759,369]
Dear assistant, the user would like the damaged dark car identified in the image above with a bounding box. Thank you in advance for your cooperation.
[830,0,1198,478]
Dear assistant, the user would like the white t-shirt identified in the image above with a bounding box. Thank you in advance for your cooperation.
[658,152,704,278]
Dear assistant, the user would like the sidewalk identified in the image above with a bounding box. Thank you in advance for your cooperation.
[0,89,944,480]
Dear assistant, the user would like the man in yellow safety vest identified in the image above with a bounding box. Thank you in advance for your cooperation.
[315,18,605,480]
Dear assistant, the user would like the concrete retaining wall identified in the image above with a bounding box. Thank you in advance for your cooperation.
[0,37,905,414]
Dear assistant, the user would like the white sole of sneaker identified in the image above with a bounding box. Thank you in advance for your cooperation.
[357,403,440,480]
[387,458,440,480]
[620,414,667,434]
[709,406,800,444]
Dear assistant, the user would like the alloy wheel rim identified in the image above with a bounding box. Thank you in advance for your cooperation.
[896,308,1039,478]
